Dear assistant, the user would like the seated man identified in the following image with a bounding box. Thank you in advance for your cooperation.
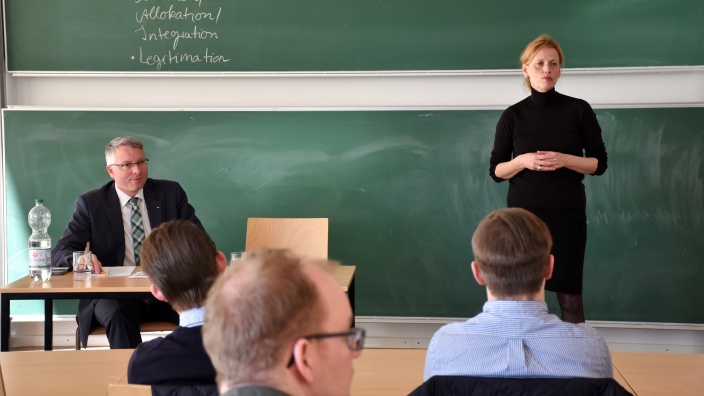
[53,136,203,349]
[203,249,364,396]
[424,208,613,379]
[128,220,225,385]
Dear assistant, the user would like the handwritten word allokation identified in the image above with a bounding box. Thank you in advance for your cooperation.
[136,5,221,24]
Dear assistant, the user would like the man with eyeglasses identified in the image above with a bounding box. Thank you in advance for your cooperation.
[53,136,203,349]
[203,248,364,396]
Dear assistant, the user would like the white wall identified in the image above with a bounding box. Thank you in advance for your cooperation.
[6,67,704,110]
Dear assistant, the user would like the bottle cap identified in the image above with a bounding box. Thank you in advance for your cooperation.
[35,199,44,204]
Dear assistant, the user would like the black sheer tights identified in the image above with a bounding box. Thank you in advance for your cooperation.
[557,293,585,324]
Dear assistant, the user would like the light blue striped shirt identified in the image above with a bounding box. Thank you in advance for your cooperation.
[424,301,613,380]
[179,306,206,328]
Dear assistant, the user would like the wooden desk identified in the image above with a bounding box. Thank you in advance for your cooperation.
[350,349,635,395]
[108,348,426,396]
[0,270,153,351]
[352,349,426,395]
[43,349,427,396]
[106,348,634,395]
[10,349,702,396]
[0,265,356,352]
[0,349,133,396]
[611,352,704,396]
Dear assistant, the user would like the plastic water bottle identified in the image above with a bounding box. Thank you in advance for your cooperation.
[28,199,52,281]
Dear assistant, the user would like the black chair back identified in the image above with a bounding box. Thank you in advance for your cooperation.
[409,375,633,396]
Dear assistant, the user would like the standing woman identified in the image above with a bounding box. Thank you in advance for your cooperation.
[489,34,608,323]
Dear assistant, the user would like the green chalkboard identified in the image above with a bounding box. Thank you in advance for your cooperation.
[2,109,703,323]
[5,0,704,72]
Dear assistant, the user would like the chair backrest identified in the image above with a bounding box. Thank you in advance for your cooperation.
[245,218,328,260]
[409,376,633,396]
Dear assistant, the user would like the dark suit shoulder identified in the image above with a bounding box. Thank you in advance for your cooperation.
[143,178,186,195]
[76,181,120,213]
[80,181,117,199]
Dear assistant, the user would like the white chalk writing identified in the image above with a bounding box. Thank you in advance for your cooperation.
[135,25,218,50]
[138,47,230,70]
[136,5,221,24]
[131,0,229,70]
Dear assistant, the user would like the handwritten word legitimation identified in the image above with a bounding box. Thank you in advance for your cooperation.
[136,5,221,24]
[135,25,218,50]
[138,47,230,70]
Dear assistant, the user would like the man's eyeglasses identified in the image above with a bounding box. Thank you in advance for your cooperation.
[286,327,366,368]
[109,159,149,170]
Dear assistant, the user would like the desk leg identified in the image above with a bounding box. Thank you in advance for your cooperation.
[1,294,10,351]
[44,298,53,350]
[348,276,356,328]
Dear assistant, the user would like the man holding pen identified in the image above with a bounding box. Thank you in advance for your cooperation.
[53,136,204,349]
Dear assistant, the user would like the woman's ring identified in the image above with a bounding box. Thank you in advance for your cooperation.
[538,165,542,171]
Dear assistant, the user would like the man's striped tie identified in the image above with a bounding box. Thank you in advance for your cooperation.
[129,197,145,265]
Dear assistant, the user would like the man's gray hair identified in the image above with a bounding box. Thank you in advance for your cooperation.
[105,136,144,164]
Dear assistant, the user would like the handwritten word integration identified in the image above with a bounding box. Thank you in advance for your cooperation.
[135,25,218,50]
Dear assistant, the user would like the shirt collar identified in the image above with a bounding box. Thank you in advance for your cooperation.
[483,300,549,317]
[180,306,206,328]
[115,187,145,208]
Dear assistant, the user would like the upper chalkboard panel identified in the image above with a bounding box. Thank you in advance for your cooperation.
[5,0,704,72]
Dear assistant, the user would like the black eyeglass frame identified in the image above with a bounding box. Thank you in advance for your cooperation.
[108,158,150,170]
[286,327,366,368]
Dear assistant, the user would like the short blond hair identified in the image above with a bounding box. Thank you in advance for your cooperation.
[472,208,552,298]
[203,249,335,387]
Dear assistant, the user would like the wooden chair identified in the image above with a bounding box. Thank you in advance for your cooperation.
[75,321,177,350]
[245,218,328,259]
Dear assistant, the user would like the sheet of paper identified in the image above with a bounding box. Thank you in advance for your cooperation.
[128,271,149,279]
[101,266,136,277]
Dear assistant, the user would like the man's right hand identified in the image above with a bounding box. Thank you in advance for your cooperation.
[91,254,103,274]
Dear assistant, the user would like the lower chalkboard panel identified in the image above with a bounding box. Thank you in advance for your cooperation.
[3,109,703,323]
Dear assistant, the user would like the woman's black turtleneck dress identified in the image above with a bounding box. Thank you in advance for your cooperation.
[490,88,608,293]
